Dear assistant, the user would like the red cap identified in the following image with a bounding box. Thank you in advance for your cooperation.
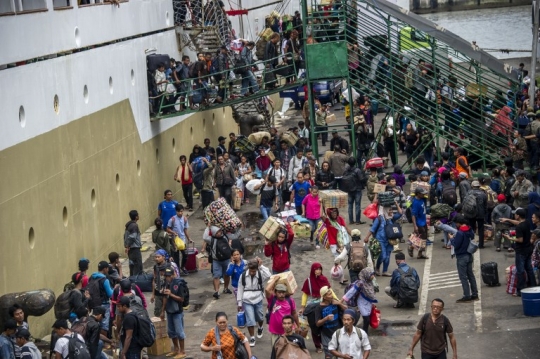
[497,194,506,203]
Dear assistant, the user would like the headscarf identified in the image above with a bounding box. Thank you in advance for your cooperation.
[529,192,540,207]
[378,205,393,220]
[155,249,170,271]
[301,262,331,297]
[357,268,377,302]
[210,226,223,238]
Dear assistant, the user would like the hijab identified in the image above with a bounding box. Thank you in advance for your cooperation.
[378,205,393,220]
[357,268,377,302]
[301,262,331,297]
[529,192,540,207]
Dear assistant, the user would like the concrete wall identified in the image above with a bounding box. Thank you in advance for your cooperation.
[0,96,286,337]
[411,0,531,13]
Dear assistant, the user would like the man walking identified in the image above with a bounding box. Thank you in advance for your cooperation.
[385,253,420,308]
[124,210,143,276]
[163,268,188,359]
[265,280,300,345]
[88,261,114,336]
[117,297,143,359]
[408,298,457,359]
[167,204,192,275]
[409,187,429,259]
[452,215,479,303]
[328,145,349,189]
[328,309,371,359]
[463,181,487,248]
[510,170,534,209]
[341,157,366,225]
[270,316,309,359]
[236,258,272,347]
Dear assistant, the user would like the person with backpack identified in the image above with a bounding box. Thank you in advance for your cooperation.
[341,268,378,333]
[451,215,480,303]
[328,309,371,359]
[236,258,271,347]
[458,172,471,203]
[479,176,497,225]
[386,252,420,308]
[162,268,188,359]
[265,279,300,346]
[433,204,461,250]
[364,200,404,276]
[200,312,252,359]
[51,319,89,359]
[264,224,295,274]
[407,298,457,359]
[491,194,513,252]
[54,272,90,321]
[124,210,143,277]
[255,175,280,220]
[87,262,114,335]
[116,297,145,359]
[270,315,309,359]
[437,170,457,208]
[203,225,233,300]
[463,181,488,249]
[82,307,109,359]
[150,250,173,319]
[314,286,348,359]
[167,204,193,275]
[112,279,148,339]
[14,329,40,359]
[341,157,366,225]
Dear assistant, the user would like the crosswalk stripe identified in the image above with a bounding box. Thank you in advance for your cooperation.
[429,278,462,285]
[429,276,460,284]
[429,270,458,277]
[428,283,463,290]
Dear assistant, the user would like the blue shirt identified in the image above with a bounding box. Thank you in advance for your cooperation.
[158,200,178,225]
[0,334,15,359]
[167,215,189,240]
[292,181,311,207]
[225,260,247,288]
[370,214,402,242]
[411,198,427,227]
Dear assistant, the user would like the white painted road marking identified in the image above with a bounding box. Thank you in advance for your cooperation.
[194,298,217,326]
[418,245,433,315]
[473,249,483,333]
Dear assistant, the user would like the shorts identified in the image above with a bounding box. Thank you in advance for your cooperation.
[166,312,186,340]
[212,259,229,279]
[243,301,264,327]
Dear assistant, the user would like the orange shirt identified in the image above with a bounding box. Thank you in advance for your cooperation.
[456,155,469,177]
[202,327,246,359]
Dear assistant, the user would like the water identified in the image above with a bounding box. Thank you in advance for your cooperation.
[421,5,532,59]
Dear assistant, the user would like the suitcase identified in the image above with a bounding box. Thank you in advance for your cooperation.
[365,157,384,169]
[146,53,171,73]
[184,243,198,273]
[481,262,501,287]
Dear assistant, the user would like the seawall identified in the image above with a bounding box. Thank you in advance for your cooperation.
[411,0,531,14]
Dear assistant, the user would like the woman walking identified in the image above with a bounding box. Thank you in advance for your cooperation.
[341,268,378,332]
[200,312,252,359]
[302,185,322,248]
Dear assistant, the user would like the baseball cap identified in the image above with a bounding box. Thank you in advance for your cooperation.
[351,229,361,237]
[497,194,506,203]
[516,170,526,177]
[163,268,175,276]
[275,284,287,292]
[15,328,31,339]
[471,181,480,187]
[218,136,226,141]
[458,172,468,179]
[98,261,109,271]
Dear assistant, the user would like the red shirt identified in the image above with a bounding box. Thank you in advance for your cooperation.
[264,224,294,273]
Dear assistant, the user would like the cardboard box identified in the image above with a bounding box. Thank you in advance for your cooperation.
[292,223,311,238]
[271,271,298,294]
[373,183,386,193]
[319,190,348,208]
[151,317,168,339]
[326,113,337,124]
[232,187,243,210]
[196,253,211,270]
[213,189,220,200]
[259,217,286,241]
[147,337,172,356]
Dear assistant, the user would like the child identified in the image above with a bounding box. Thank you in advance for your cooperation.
[302,186,322,247]
[391,165,406,189]
[366,168,379,202]
[225,249,248,300]
[290,172,311,216]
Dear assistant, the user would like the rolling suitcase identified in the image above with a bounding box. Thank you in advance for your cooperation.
[184,243,198,273]
[481,262,501,287]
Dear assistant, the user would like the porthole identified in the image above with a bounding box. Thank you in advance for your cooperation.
[83,85,89,104]
[54,95,60,114]
[28,227,35,249]
[63,207,68,227]
[19,106,26,128]
[91,189,96,207]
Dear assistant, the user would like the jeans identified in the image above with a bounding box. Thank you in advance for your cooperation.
[201,190,214,209]
[376,239,393,272]
[95,340,107,359]
[348,190,362,223]
[306,218,320,244]
[349,269,360,282]
[182,183,193,209]
[166,311,186,339]
[515,249,537,293]
[217,184,233,206]
[260,205,272,220]
[128,247,143,276]
[469,218,485,247]
[456,254,478,298]
[241,70,259,95]
[435,223,457,247]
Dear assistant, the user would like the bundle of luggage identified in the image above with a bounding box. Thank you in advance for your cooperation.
[204,197,242,233]
[319,190,348,209]
[377,191,396,207]
[259,217,286,241]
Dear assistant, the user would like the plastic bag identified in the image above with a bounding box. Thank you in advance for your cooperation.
[330,264,343,282]
[363,203,378,220]
[175,236,186,251]
[370,304,381,329]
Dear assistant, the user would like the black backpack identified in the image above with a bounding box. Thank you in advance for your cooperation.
[54,290,74,320]
[67,333,91,359]
[128,311,156,348]
[86,277,106,309]
[241,270,263,292]
[233,56,248,75]
[441,182,457,207]
[397,267,419,303]
[188,62,198,79]
[340,168,357,193]
[212,236,232,261]
[462,193,478,218]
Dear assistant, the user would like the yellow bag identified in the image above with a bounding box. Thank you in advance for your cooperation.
[174,236,186,251]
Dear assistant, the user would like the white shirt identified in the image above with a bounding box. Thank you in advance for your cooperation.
[54,333,86,359]
[328,327,371,359]
[155,70,167,92]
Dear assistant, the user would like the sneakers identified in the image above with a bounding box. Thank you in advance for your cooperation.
[223,288,232,294]
[256,326,264,338]
[220,277,224,284]
[456,296,472,303]
[181,268,189,275]
[213,292,220,300]
[249,337,256,347]
[470,295,480,301]
[315,245,321,249]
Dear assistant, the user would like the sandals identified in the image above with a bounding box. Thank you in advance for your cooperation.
[316,348,323,354]
[417,255,429,259]
[408,247,414,258]
[165,352,179,357]
[496,248,501,252]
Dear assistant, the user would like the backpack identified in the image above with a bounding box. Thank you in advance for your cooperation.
[63,281,76,292]
[128,296,149,320]
[188,62,198,79]
[233,56,247,75]
[347,242,367,271]
[54,290,74,320]
[430,203,453,220]
[128,310,156,348]
[462,193,478,218]
[302,302,321,336]
[483,186,497,210]
[273,335,311,359]
[255,39,267,60]
[443,164,459,181]
[175,278,190,309]
[266,295,293,324]
[211,236,232,261]
[86,277,106,309]
[343,282,361,308]
[70,317,89,339]
[490,178,503,194]
[67,333,91,359]
[340,169,357,193]
[241,270,263,292]
[397,267,419,303]
[441,182,457,207]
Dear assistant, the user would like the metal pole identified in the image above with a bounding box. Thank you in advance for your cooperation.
[239,0,245,39]
[531,0,539,97]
